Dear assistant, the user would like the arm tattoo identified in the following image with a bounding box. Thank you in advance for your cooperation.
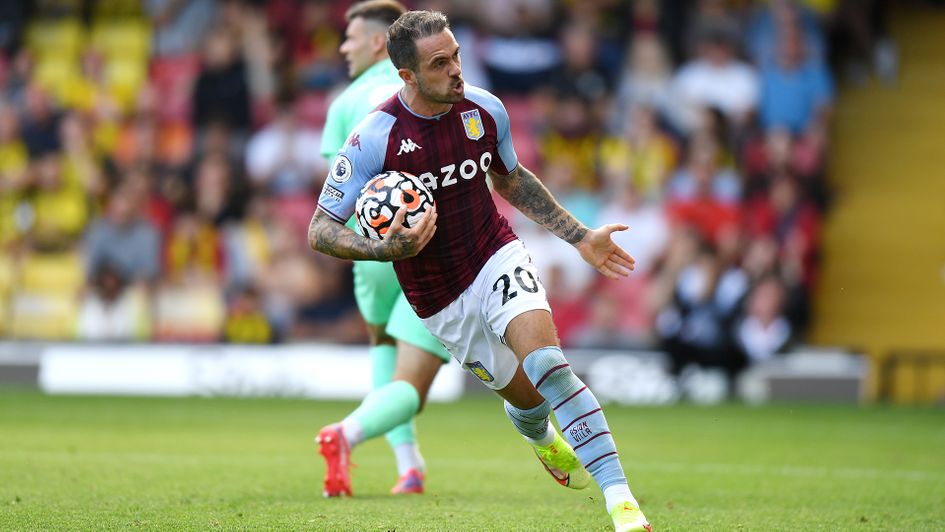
[308,209,382,260]
[308,209,421,261]
[491,164,588,244]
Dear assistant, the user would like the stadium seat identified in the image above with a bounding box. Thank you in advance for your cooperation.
[0,255,12,336]
[33,58,81,101]
[0,255,11,294]
[103,58,147,110]
[153,284,225,342]
[89,20,151,61]
[17,252,85,294]
[9,252,85,340]
[26,19,84,62]
[150,54,201,85]
[10,291,79,340]
[9,291,79,340]
[90,0,145,19]
[86,20,151,111]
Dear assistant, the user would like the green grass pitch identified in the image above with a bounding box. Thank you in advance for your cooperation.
[1,388,943,531]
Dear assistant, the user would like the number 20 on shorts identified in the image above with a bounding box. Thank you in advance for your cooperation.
[492,265,541,306]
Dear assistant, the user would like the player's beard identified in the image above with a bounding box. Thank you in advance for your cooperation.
[416,73,464,104]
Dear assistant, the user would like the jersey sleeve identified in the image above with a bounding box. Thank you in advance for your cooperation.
[316,111,396,223]
[465,85,518,175]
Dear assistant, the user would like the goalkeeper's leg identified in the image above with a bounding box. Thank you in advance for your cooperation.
[317,343,443,497]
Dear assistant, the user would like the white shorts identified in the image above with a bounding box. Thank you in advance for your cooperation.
[422,240,551,390]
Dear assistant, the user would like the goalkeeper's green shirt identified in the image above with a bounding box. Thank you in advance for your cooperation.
[320,59,402,231]
[320,58,403,162]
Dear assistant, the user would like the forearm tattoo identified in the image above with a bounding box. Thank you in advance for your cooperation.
[492,165,588,244]
[308,209,421,261]
[308,209,384,261]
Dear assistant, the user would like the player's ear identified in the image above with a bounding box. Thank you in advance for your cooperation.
[397,68,415,86]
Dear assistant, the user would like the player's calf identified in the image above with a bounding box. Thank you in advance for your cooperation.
[522,346,645,518]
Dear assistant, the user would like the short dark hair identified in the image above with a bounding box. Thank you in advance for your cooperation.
[386,10,450,71]
[345,0,406,26]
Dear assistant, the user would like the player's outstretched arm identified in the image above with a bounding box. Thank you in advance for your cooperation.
[491,164,587,244]
[490,164,635,279]
[308,205,437,262]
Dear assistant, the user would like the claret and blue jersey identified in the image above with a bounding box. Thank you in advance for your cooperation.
[316,85,520,318]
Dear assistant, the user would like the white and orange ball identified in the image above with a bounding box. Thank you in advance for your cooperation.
[354,171,434,240]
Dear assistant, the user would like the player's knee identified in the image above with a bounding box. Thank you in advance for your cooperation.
[504,310,560,357]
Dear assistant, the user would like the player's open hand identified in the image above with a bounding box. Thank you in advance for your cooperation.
[574,224,635,279]
[382,204,437,260]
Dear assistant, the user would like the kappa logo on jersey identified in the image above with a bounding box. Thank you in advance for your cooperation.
[460,109,484,140]
[331,155,353,183]
[397,138,422,155]
[323,183,344,201]
[347,133,361,151]
[464,361,495,383]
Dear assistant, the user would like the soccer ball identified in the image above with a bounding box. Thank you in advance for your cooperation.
[355,171,434,240]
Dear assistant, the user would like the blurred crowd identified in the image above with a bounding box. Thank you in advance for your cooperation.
[0,0,895,376]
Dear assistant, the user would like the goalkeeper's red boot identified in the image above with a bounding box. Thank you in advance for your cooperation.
[316,424,352,497]
[390,468,424,495]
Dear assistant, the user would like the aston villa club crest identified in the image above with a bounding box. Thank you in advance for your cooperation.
[460,109,484,141]
[464,361,494,383]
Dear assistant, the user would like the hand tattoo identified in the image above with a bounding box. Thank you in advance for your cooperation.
[384,229,422,259]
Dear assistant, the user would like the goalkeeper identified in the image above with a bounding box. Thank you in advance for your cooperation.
[314,0,450,497]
